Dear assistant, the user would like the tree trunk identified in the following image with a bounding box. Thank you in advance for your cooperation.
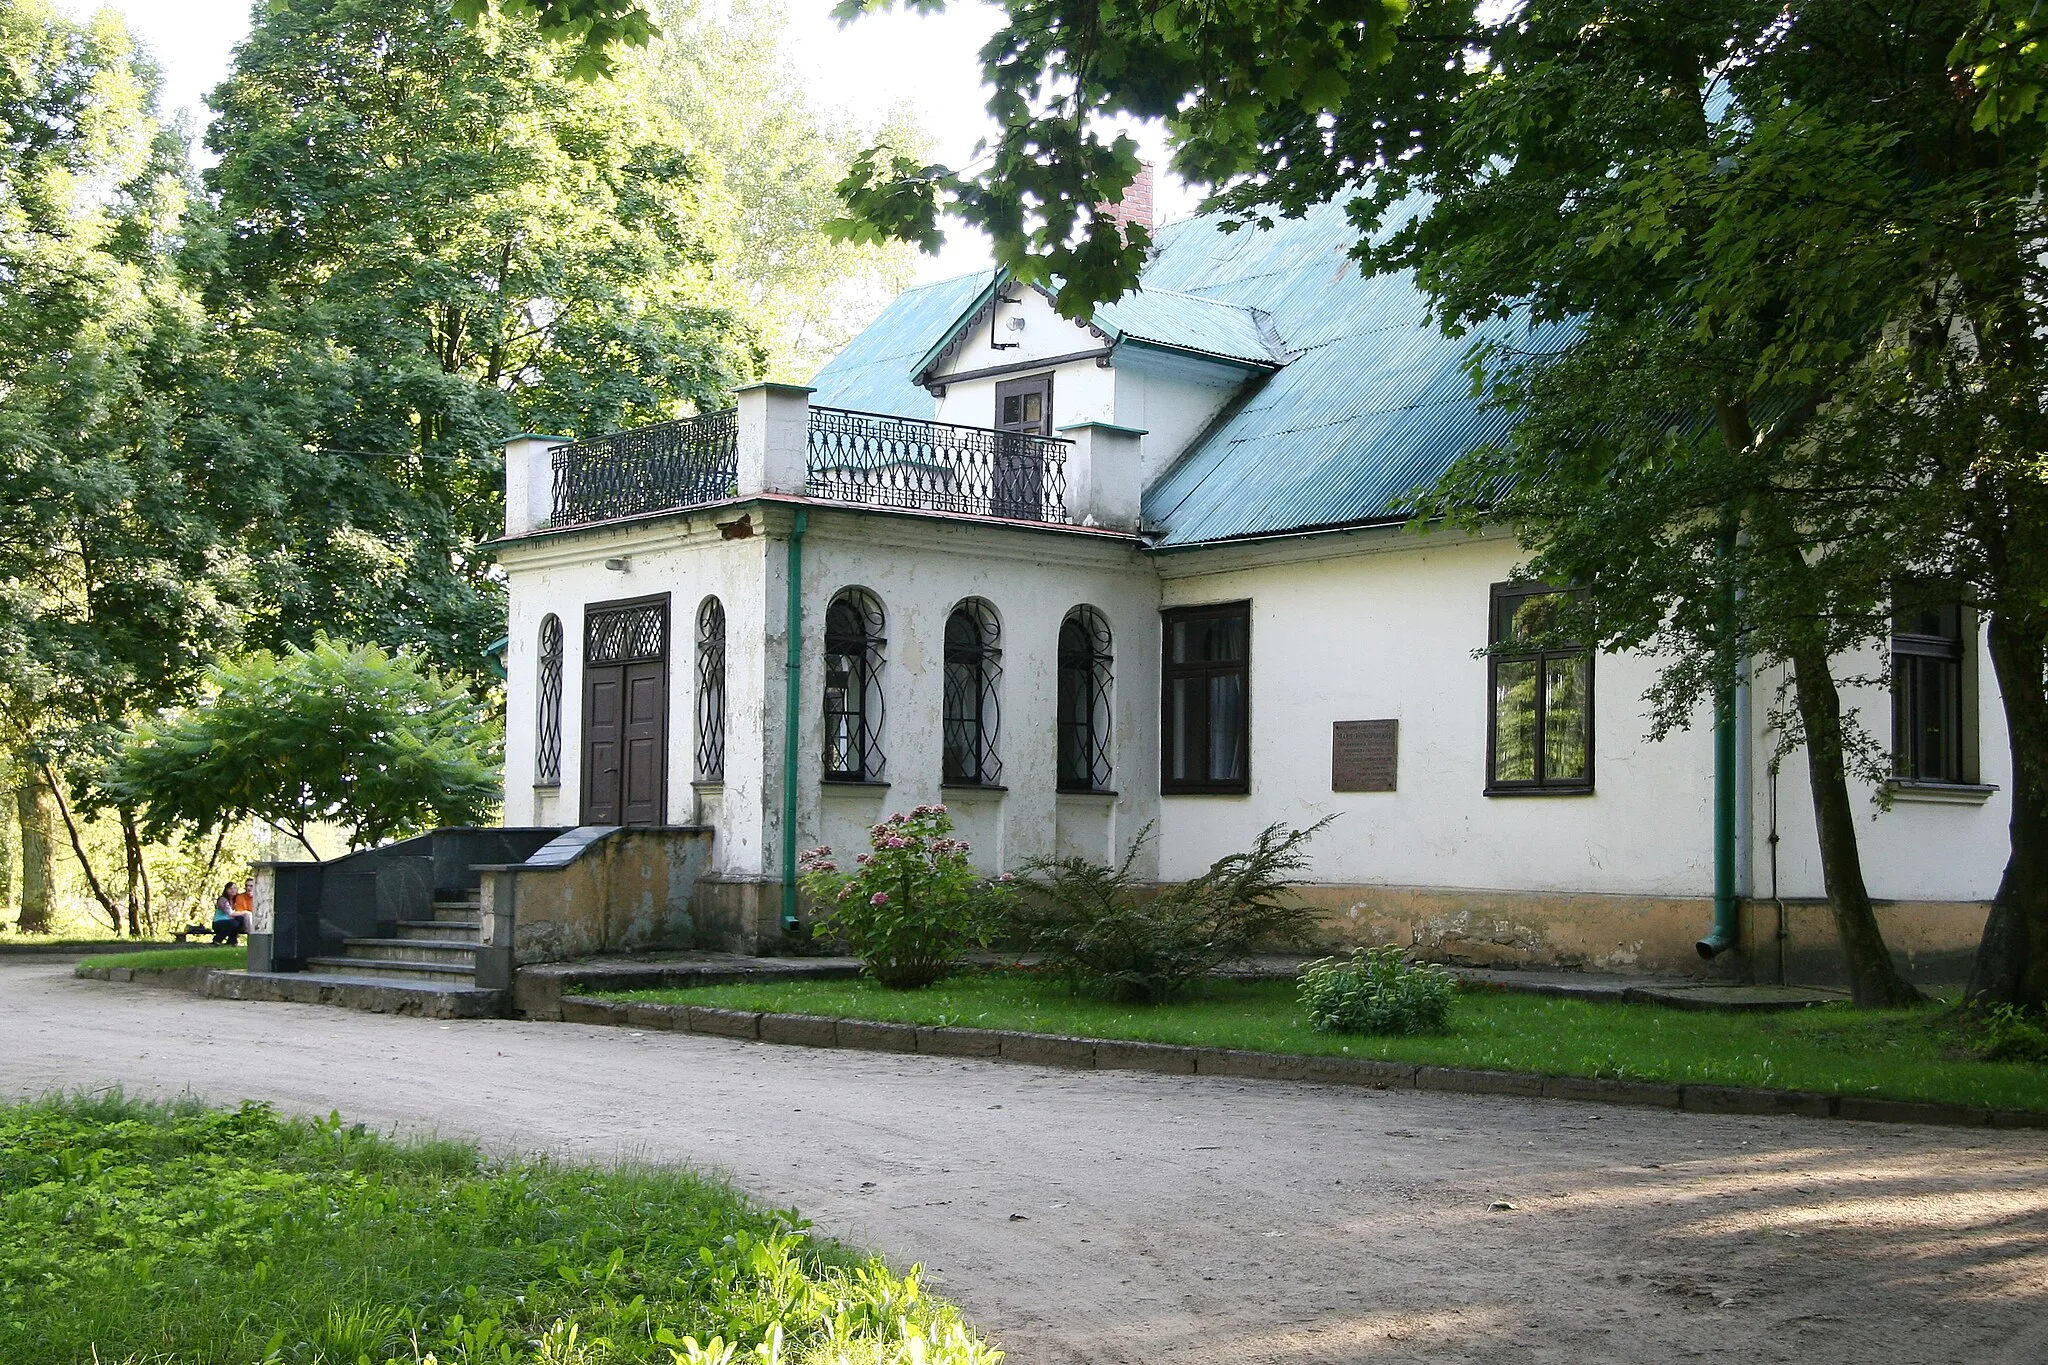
[0,762,15,919]
[15,775,56,935]
[1967,611,2048,1009]
[1787,637,1924,1006]
[120,809,145,938]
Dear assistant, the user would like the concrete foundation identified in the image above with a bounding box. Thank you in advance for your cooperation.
[1289,883,1988,987]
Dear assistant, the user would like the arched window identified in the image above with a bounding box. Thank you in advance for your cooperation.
[824,589,886,781]
[535,613,564,786]
[695,597,727,781]
[1058,607,1113,791]
[943,600,1003,785]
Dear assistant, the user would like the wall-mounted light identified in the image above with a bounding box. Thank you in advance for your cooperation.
[603,556,631,572]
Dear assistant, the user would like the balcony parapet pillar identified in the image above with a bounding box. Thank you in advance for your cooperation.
[503,433,572,536]
[1056,420,1146,531]
[736,383,815,498]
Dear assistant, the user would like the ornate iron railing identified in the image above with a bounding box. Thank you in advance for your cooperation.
[806,407,1070,524]
[550,409,737,528]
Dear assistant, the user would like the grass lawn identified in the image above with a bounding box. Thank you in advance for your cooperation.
[75,944,246,972]
[0,1095,997,1365]
[606,970,2048,1113]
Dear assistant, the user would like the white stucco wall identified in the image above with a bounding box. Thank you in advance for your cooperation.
[1747,645,2010,904]
[786,507,1160,880]
[1153,529,1724,895]
[924,286,1260,491]
[498,510,771,877]
[499,496,2008,912]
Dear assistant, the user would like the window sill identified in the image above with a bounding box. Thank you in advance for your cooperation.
[692,779,724,789]
[1057,787,1117,799]
[940,783,1007,800]
[533,781,561,791]
[1484,785,1596,798]
[1161,787,1251,797]
[1887,779,1997,806]
[820,778,890,792]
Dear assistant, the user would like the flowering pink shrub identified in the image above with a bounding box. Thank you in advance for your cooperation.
[797,805,1011,988]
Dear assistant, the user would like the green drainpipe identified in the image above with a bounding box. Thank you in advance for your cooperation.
[780,508,808,934]
[1698,519,1740,958]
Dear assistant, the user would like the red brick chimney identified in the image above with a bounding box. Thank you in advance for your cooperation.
[1098,162,1155,236]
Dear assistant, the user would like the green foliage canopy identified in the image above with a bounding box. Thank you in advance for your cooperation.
[107,637,502,855]
[192,0,764,681]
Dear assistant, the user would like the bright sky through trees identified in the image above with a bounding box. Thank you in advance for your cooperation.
[73,0,1202,284]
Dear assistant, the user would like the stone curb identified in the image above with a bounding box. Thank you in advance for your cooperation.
[76,964,217,991]
[554,995,2048,1131]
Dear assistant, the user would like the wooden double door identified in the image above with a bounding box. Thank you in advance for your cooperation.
[581,595,669,826]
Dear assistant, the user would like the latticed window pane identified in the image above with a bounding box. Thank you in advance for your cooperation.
[823,589,886,781]
[695,597,727,781]
[1487,585,1593,792]
[1058,607,1113,791]
[585,602,666,664]
[535,614,563,786]
[942,600,1002,785]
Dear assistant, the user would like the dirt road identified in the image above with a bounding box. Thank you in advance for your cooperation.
[5,957,2045,1363]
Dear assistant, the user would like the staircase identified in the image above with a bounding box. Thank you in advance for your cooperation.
[222,827,571,1019]
[307,891,485,987]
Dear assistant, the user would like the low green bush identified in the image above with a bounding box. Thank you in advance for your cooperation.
[0,1095,999,1364]
[799,805,1011,988]
[1976,1004,2048,1064]
[1297,946,1455,1036]
[1012,819,1329,1003]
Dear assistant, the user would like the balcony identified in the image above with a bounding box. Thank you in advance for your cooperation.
[505,384,1136,538]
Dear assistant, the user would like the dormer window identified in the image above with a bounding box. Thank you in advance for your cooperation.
[996,375,1052,435]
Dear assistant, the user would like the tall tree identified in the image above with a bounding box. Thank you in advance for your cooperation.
[195,0,764,683]
[648,0,920,380]
[832,0,2048,1005]
[0,0,239,935]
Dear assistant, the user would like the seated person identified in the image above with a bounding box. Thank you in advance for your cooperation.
[211,882,252,946]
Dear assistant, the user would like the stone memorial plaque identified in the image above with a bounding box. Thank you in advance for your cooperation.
[1332,719,1399,792]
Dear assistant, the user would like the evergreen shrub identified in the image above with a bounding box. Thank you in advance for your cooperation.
[1297,946,1456,1036]
[1013,819,1329,1003]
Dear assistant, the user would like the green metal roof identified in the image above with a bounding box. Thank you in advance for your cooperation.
[809,269,995,418]
[1138,200,1566,546]
[810,199,1559,546]
[1093,287,1286,368]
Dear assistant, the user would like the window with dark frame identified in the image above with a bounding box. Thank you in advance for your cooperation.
[1487,584,1594,794]
[942,600,1003,785]
[1892,600,1968,784]
[1058,606,1114,792]
[535,613,563,787]
[1161,602,1250,794]
[694,597,727,781]
[995,374,1053,435]
[823,588,886,781]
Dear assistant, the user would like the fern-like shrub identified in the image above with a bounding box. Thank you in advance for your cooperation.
[1297,946,1456,1036]
[1976,1004,2048,1065]
[1012,819,1329,1003]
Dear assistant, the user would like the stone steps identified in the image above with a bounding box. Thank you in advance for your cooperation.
[209,970,504,1019]
[393,919,479,943]
[341,937,478,967]
[303,955,479,985]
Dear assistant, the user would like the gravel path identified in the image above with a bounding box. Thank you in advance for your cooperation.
[6,957,2046,1363]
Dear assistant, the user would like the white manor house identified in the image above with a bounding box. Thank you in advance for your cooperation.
[493,195,2007,984]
